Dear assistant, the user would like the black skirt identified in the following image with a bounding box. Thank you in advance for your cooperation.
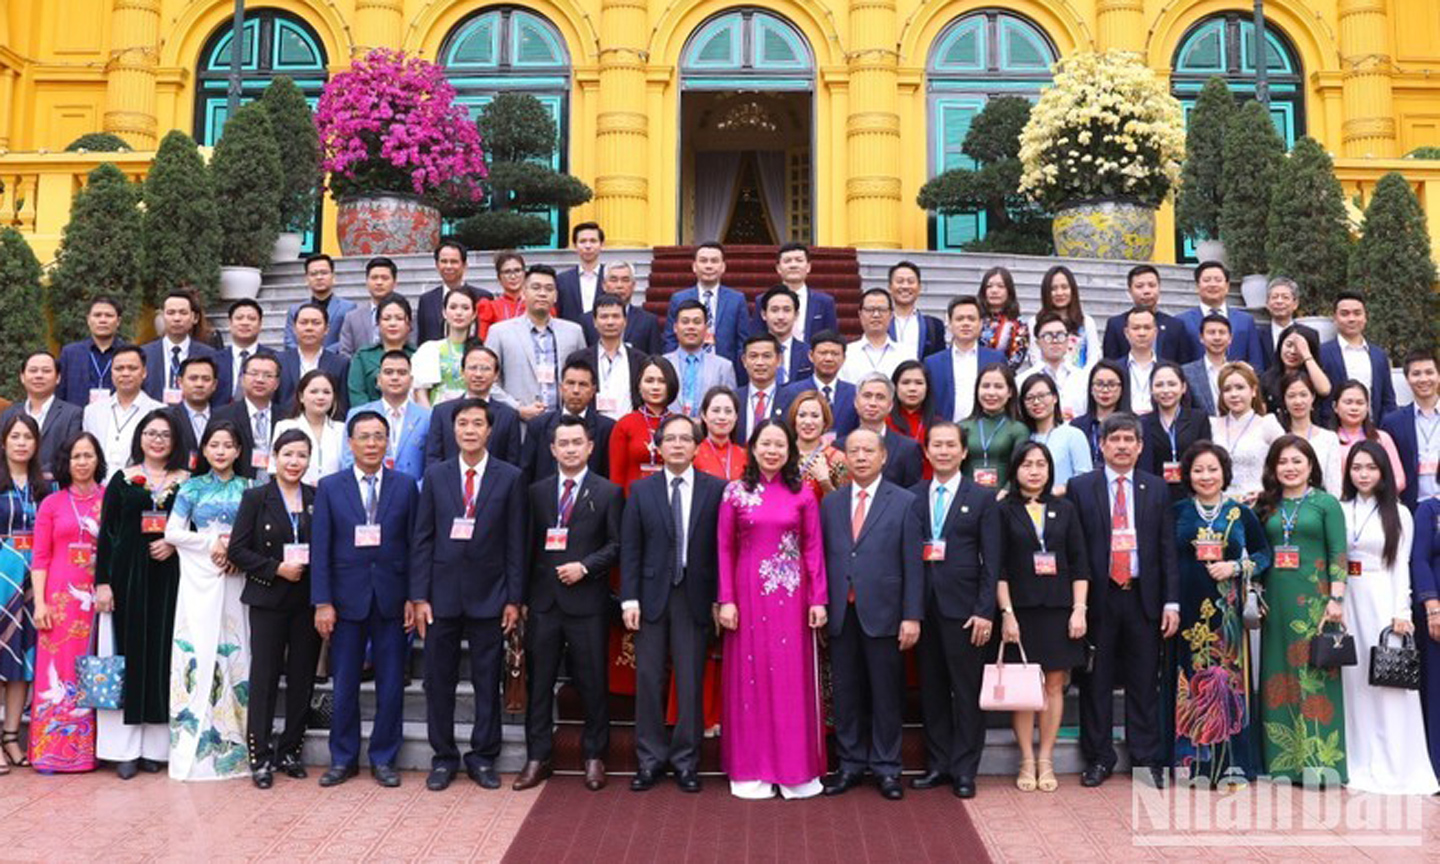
[1008,606,1085,672]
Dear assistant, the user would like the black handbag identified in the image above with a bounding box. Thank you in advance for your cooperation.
[1368,626,1421,690]
[1308,622,1357,669]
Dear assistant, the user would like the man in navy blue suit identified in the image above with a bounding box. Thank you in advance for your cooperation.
[1382,348,1439,509]
[57,295,126,406]
[1102,265,1194,364]
[283,253,356,350]
[819,428,924,800]
[663,243,749,366]
[141,289,217,405]
[0,351,83,480]
[277,302,351,415]
[735,334,785,444]
[425,345,523,468]
[411,398,526,791]
[1174,261,1265,371]
[757,242,838,343]
[778,331,858,436]
[579,262,663,356]
[312,410,420,789]
[836,374,925,496]
[556,222,606,323]
[756,286,812,387]
[925,296,1006,423]
[1320,291,1398,423]
[214,299,278,406]
[888,261,946,361]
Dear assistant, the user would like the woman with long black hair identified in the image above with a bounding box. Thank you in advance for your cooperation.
[1071,360,1130,466]
[0,414,48,772]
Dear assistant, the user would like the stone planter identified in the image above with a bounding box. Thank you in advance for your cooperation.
[336,193,441,257]
[1240,274,1270,308]
[219,265,263,300]
[1051,199,1157,261]
[1196,238,1227,266]
[271,231,304,263]
[1297,315,1337,344]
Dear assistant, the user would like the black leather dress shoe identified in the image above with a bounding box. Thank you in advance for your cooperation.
[822,771,863,796]
[137,758,163,774]
[277,750,308,779]
[630,768,659,791]
[372,764,401,787]
[252,764,274,790]
[910,770,952,790]
[1143,766,1167,789]
[319,764,358,787]
[116,759,140,781]
[675,770,701,793]
[878,775,904,800]
[468,764,501,790]
[953,778,977,799]
[1080,763,1112,788]
[426,767,454,791]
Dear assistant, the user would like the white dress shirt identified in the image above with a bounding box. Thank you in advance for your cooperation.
[667,465,695,568]
[183,403,209,446]
[841,338,904,385]
[1205,358,1226,411]
[1341,339,1374,394]
[353,464,383,519]
[793,286,810,339]
[749,383,778,424]
[244,399,272,453]
[296,347,324,377]
[162,336,192,387]
[578,269,600,314]
[596,343,632,421]
[1127,354,1156,413]
[950,344,980,421]
[1199,302,1229,319]
[83,391,163,474]
[929,474,959,531]
[458,451,487,510]
[891,310,923,361]
[24,394,55,431]
[852,476,883,533]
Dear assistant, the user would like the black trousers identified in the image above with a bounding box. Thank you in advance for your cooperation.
[247,603,323,763]
[424,615,504,771]
[917,605,987,779]
[1080,584,1162,770]
[524,606,609,761]
[830,604,905,777]
[634,584,707,773]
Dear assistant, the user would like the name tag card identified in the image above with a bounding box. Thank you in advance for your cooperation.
[974,467,999,488]
[922,540,946,561]
[140,510,167,534]
[1348,560,1363,577]
[450,518,475,541]
[1162,461,1182,484]
[8,532,32,552]
[355,525,381,547]
[536,365,556,385]
[69,542,94,567]
[1274,545,1300,570]
[384,457,395,470]
[545,528,569,551]
[163,387,183,406]
[1033,552,1058,575]
[1194,539,1223,562]
[640,462,662,474]
[89,388,110,405]
[283,543,309,565]
[1420,458,1439,476]
[251,452,270,472]
[597,395,622,414]
[1112,529,1137,552]
[188,453,198,471]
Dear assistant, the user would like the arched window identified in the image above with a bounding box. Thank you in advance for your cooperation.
[926,10,1057,250]
[440,7,571,247]
[681,9,814,90]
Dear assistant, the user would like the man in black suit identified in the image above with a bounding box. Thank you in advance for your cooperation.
[411,398,526,791]
[277,302,351,415]
[141,289,218,405]
[208,353,282,481]
[735,334,785,444]
[620,414,725,794]
[820,428,924,801]
[835,372,923,487]
[416,239,493,345]
[570,294,645,423]
[214,299,279,406]
[513,416,623,792]
[167,356,218,472]
[522,358,614,484]
[1101,265,1193,364]
[909,422,999,799]
[1257,276,1302,371]
[1065,413,1179,787]
[424,344,522,467]
[556,221,605,323]
[580,262,662,356]
[756,286,813,388]
[0,351,83,480]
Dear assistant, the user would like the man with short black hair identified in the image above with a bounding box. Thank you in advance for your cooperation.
[927,296,1006,423]
[1101,265,1193,364]
[83,345,162,480]
[736,334,784,443]
[664,299,737,417]
[284,253,355,350]
[760,242,838,342]
[1382,348,1440,509]
[1017,312,1088,421]
[0,351,83,479]
[425,344,523,468]
[888,261,946,360]
[57,295,127,405]
[1121,307,1160,414]
[417,239,492,345]
[777,330,858,436]
[841,288,906,384]
[141,290,217,405]
[1182,313,1231,416]
[338,257,409,358]
[485,265,587,419]
[522,358,614,483]
[277,302,351,414]
[215,299,278,406]
[168,356,217,470]
[557,222,606,323]
[580,261,662,355]
[663,243,749,366]
[571,294,645,422]
[1175,261,1264,370]
[757,285,811,386]
[1320,290,1397,422]
[344,350,431,482]
[209,352,283,481]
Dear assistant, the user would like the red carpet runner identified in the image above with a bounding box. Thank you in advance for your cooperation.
[502,780,994,863]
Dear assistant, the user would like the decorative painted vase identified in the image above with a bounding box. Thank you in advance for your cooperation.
[336,193,441,256]
[1051,198,1158,261]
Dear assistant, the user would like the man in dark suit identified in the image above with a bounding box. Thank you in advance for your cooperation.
[909,422,999,799]
[513,416,623,792]
[835,372,924,488]
[57,294,125,406]
[1181,313,1231,417]
[522,358,614,484]
[142,289,218,405]
[411,398,526,791]
[926,297,1007,422]
[424,344,523,468]
[1101,265,1194,364]
[208,353,282,481]
[888,261,947,361]
[1257,277,1302,371]
[735,334,785,443]
[213,299,279,406]
[1382,348,1439,510]
[277,302,351,415]
[1065,413,1180,787]
[663,243,750,366]
[579,262,662,356]
[311,411,421,788]
[416,239,493,345]
[820,428,924,800]
[570,294,646,422]
[168,357,218,472]
[755,286,812,388]
[755,242,839,343]
[0,351,83,479]
[778,331,858,436]
[1174,261,1265,371]
[1319,291,1398,423]
[620,414,726,794]
[556,222,606,323]
[283,253,356,350]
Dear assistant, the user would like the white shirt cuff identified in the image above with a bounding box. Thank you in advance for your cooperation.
[1163,602,1180,613]
[621,600,639,612]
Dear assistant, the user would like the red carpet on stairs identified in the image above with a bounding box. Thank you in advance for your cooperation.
[501,781,993,864]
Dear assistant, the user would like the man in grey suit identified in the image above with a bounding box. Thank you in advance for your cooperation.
[484,265,587,417]
[337,257,416,358]
[1180,313,1231,417]
[0,351,84,480]
[819,428,924,801]
[663,299,737,417]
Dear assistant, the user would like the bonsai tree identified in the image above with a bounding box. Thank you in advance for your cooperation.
[260,76,321,234]
[142,130,221,306]
[0,229,47,401]
[210,101,283,268]
[917,96,1052,255]
[1349,172,1439,357]
[65,132,132,153]
[47,162,143,345]
[454,93,591,249]
[1218,100,1284,277]
[1175,77,1235,246]
[1266,137,1353,316]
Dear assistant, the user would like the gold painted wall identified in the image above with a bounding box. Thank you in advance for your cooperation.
[1,0,1438,261]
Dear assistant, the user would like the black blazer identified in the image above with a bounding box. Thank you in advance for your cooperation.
[565,343,648,413]
[521,409,614,485]
[581,306,663,357]
[525,471,623,616]
[141,338,218,403]
[556,265,605,323]
[1065,468,1180,621]
[909,477,1002,621]
[208,398,277,478]
[619,469,725,626]
[835,430,924,488]
[410,457,527,618]
[417,283,493,345]
[230,481,316,611]
[0,399,83,479]
[820,480,925,637]
[1102,310,1194,365]
[1139,407,1212,499]
[276,347,351,416]
[166,403,206,472]
[424,396,523,468]
[213,344,279,407]
[997,495,1089,609]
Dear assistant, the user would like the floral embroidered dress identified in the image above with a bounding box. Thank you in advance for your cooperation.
[0,485,39,684]
[717,478,828,786]
[164,473,251,780]
[1170,498,1271,783]
[1258,490,1348,784]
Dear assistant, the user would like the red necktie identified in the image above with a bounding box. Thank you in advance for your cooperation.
[464,468,477,519]
[558,478,576,526]
[1110,476,1131,587]
[754,390,768,430]
[849,489,869,603]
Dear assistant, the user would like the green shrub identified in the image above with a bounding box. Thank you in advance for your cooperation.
[261,77,321,234]
[1176,77,1235,243]
[1218,100,1284,275]
[0,229,47,401]
[47,163,143,345]
[142,130,221,307]
[210,102,283,267]
[1267,137,1353,316]
[1349,172,1439,356]
[64,133,132,153]
[1404,146,1440,160]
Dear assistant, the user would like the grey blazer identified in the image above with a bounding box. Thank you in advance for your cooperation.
[484,315,588,411]
[663,350,738,415]
[1181,358,1217,417]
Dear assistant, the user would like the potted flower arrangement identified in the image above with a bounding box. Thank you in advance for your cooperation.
[1018,51,1186,260]
[315,49,487,256]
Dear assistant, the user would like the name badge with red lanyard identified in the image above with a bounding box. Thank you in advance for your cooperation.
[141,510,168,534]
[972,416,1010,489]
[66,493,100,568]
[1346,499,1380,579]
[9,531,32,552]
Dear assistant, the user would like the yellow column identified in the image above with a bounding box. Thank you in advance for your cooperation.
[845,0,901,248]
[1338,0,1398,157]
[1095,0,1145,53]
[102,0,161,148]
[353,0,404,57]
[593,0,649,245]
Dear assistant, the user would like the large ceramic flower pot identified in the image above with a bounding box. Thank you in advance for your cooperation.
[219,265,263,300]
[1196,239,1227,267]
[336,193,441,256]
[271,231,303,263]
[1240,274,1270,308]
[1297,315,1337,344]
[1052,199,1157,261]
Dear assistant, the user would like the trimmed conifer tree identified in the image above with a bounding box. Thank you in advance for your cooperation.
[142,130,221,307]
[1266,137,1353,316]
[1349,171,1439,356]
[261,76,321,234]
[0,229,47,401]
[211,101,283,268]
[1176,77,1235,244]
[1218,99,1284,277]
[47,162,143,345]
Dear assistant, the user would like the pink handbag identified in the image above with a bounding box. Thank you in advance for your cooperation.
[979,640,1046,712]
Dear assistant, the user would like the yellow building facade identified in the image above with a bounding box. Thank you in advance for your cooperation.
[2,0,1439,262]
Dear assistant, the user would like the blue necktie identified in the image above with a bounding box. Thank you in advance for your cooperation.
[933,484,948,538]
[364,474,378,524]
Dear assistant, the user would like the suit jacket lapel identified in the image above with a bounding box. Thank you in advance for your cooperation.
[376,467,400,522]
[941,480,971,536]
[653,474,675,539]
[686,475,712,545]
[342,470,367,525]
[855,484,891,547]
[470,459,500,520]
[1095,473,1112,534]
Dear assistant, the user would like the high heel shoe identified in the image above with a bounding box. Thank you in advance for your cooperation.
[1036,759,1058,793]
[1016,759,1037,792]
[1,731,28,768]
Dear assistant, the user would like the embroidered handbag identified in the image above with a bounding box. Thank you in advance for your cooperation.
[979,640,1045,712]
[75,655,124,710]
[1308,622,1357,669]
[1368,626,1421,690]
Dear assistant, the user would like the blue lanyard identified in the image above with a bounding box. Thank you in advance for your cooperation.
[977,416,1007,461]
[1161,412,1179,458]
[89,348,112,387]
[1279,490,1311,544]
[6,487,32,535]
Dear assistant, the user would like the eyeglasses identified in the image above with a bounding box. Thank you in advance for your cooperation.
[1023,393,1055,404]
[1093,381,1121,390]
[1037,332,1069,343]
[141,430,173,440]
